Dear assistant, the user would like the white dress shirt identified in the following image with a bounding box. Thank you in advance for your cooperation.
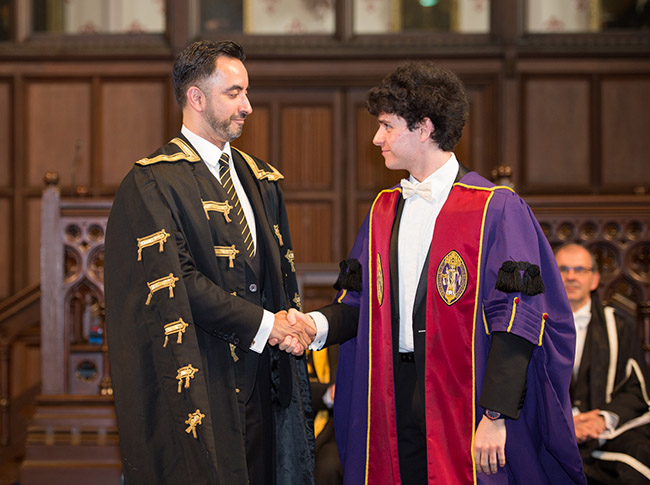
[182,126,272,353]
[397,155,458,351]
[310,154,460,351]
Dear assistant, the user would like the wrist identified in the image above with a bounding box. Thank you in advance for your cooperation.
[483,409,503,421]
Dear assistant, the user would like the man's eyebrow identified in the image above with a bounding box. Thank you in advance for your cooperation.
[224,84,245,92]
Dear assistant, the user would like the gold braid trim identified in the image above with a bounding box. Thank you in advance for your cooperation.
[232,147,284,181]
[136,137,201,165]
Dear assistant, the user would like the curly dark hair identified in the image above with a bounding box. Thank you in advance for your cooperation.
[366,62,469,151]
[172,40,246,109]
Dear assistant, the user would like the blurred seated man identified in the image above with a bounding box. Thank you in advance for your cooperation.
[556,243,650,484]
[308,346,343,485]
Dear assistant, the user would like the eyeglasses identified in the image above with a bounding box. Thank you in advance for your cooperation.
[558,265,594,275]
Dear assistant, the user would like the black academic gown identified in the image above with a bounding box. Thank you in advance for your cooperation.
[105,134,314,484]
[571,296,650,484]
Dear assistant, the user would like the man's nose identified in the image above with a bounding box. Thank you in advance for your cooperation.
[372,130,383,146]
[242,95,253,115]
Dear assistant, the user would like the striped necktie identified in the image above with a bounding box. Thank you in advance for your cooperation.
[218,152,255,257]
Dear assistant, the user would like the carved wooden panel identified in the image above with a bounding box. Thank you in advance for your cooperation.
[0,79,10,187]
[523,78,591,191]
[236,104,270,162]
[0,199,9,300]
[27,198,41,288]
[10,338,41,399]
[40,186,111,396]
[601,78,650,190]
[100,80,167,188]
[529,196,650,362]
[26,81,92,189]
[286,201,333,264]
[280,105,334,189]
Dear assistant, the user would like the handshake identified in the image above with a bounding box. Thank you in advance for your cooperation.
[268,308,316,356]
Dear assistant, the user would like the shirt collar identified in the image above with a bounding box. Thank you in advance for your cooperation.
[181,125,232,171]
[573,298,592,330]
[407,153,459,203]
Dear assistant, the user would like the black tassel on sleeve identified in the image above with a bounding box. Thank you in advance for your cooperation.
[495,260,522,293]
[495,260,545,296]
[333,258,362,292]
[522,264,545,296]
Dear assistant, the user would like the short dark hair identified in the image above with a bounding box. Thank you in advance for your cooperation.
[366,61,469,151]
[172,40,246,108]
[554,242,599,272]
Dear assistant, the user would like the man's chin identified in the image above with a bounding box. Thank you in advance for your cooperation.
[228,127,243,141]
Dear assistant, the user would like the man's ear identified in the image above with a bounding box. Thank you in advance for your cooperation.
[186,86,205,112]
[419,117,434,142]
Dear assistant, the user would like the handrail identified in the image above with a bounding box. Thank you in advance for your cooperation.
[0,283,40,326]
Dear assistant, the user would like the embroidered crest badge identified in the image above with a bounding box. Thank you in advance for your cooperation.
[436,250,468,306]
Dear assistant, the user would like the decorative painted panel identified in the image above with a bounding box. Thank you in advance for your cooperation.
[33,0,165,34]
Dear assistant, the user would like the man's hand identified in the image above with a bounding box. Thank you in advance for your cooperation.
[474,416,506,475]
[268,310,316,356]
[573,409,606,443]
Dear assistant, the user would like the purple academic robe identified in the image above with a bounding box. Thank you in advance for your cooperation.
[332,171,586,484]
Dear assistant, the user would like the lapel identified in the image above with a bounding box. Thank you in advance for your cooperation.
[390,195,404,371]
[586,299,610,408]
[571,298,610,409]
[231,150,276,278]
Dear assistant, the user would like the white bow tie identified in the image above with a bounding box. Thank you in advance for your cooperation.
[401,179,432,201]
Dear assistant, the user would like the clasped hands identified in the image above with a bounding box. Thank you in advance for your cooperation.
[268,308,316,356]
[573,409,606,443]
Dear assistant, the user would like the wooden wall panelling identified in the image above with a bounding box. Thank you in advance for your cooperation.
[254,89,343,265]
[601,76,650,193]
[0,79,10,186]
[25,79,92,191]
[10,337,41,404]
[236,103,271,162]
[460,73,499,180]
[0,79,13,301]
[0,200,9,300]
[280,105,333,190]
[349,89,405,249]
[99,78,169,191]
[26,199,40,289]
[286,202,334,263]
[521,76,591,193]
